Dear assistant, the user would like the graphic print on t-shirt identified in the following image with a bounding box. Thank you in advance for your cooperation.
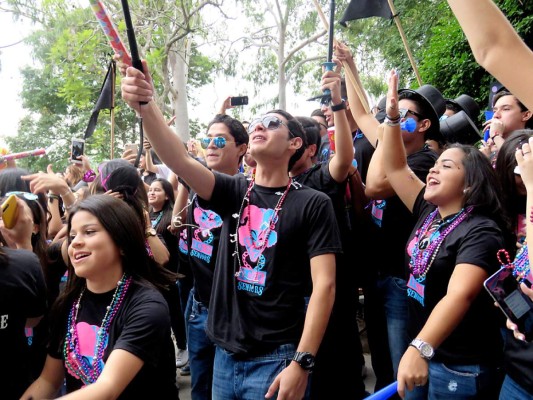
[66,321,107,379]
[236,204,278,290]
[189,207,222,264]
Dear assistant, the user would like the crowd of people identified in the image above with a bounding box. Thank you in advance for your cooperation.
[2,1,533,399]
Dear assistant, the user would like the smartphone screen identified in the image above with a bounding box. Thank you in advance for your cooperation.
[484,267,533,341]
[230,96,248,106]
[71,139,85,163]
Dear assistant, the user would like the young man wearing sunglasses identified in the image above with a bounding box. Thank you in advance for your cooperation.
[336,41,444,392]
[173,114,248,399]
[122,61,340,400]
[291,65,368,399]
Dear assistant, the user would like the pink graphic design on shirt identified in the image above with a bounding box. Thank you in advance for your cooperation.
[238,204,277,262]
[235,204,277,291]
[66,321,107,378]
[189,207,222,264]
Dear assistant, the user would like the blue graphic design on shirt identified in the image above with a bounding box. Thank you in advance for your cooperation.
[407,273,425,306]
[371,199,386,227]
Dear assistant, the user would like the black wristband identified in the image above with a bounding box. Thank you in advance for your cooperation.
[331,100,346,112]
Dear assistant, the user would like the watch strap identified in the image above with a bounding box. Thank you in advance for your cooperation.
[331,100,346,112]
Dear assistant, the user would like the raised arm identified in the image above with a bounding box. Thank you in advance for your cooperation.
[446,0,533,111]
[323,61,354,182]
[335,42,379,147]
[380,70,425,212]
[121,61,215,201]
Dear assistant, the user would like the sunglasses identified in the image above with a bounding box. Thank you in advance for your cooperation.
[399,108,425,120]
[200,136,234,149]
[247,116,295,138]
[5,191,38,201]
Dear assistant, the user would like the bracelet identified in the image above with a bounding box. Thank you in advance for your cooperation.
[60,189,72,198]
[48,194,60,202]
[331,100,346,112]
[83,169,96,183]
[385,114,401,123]
[172,215,183,229]
[385,118,401,127]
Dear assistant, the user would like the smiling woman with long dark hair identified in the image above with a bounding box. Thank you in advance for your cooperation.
[21,195,178,399]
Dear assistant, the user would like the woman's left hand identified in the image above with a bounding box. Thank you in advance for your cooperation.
[397,346,429,398]
[386,69,400,119]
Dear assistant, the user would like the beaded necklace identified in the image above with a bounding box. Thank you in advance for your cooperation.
[150,210,163,228]
[64,274,132,385]
[410,206,473,280]
[498,244,531,283]
[233,176,292,278]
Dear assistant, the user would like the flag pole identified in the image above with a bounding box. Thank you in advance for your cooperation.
[110,60,116,159]
[387,0,423,86]
[110,109,115,159]
[312,0,370,113]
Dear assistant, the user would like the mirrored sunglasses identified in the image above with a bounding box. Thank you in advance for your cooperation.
[399,108,425,120]
[247,116,294,137]
[5,191,38,201]
[200,136,233,149]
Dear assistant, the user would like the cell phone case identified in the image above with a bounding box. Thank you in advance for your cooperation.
[484,261,533,341]
[1,195,18,229]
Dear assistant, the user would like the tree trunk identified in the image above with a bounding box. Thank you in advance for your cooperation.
[169,38,191,142]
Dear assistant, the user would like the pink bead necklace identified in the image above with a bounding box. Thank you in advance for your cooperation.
[410,207,473,280]
[233,176,292,277]
[64,274,132,385]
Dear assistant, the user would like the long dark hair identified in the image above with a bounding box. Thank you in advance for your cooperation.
[450,144,514,248]
[495,130,533,232]
[92,159,148,229]
[149,178,174,236]
[52,195,176,318]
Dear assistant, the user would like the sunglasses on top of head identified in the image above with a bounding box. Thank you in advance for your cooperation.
[5,191,39,201]
[200,136,234,149]
[247,116,295,138]
[399,108,425,120]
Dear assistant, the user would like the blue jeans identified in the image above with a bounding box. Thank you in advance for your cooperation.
[499,374,533,400]
[212,343,308,400]
[187,292,215,400]
[376,276,410,377]
[405,361,502,400]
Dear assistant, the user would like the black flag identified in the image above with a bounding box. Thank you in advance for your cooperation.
[84,60,116,139]
[339,0,393,27]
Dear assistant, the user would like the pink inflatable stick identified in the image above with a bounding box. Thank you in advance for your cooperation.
[0,148,46,163]
[89,0,132,66]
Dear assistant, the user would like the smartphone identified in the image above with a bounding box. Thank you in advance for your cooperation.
[125,143,138,154]
[1,194,18,229]
[70,138,85,164]
[230,96,249,106]
[484,267,533,341]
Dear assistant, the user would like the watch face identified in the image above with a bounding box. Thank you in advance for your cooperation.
[420,343,434,358]
[301,353,315,369]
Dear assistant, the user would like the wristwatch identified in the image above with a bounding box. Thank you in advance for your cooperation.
[145,228,157,238]
[410,338,435,360]
[292,352,315,372]
[331,100,346,112]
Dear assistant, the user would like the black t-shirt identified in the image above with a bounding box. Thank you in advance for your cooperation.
[405,189,505,365]
[150,209,179,274]
[370,147,437,278]
[0,248,47,399]
[203,173,342,355]
[185,192,224,307]
[353,130,375,184]
[49,282,178,399]
[292,163,356,289]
